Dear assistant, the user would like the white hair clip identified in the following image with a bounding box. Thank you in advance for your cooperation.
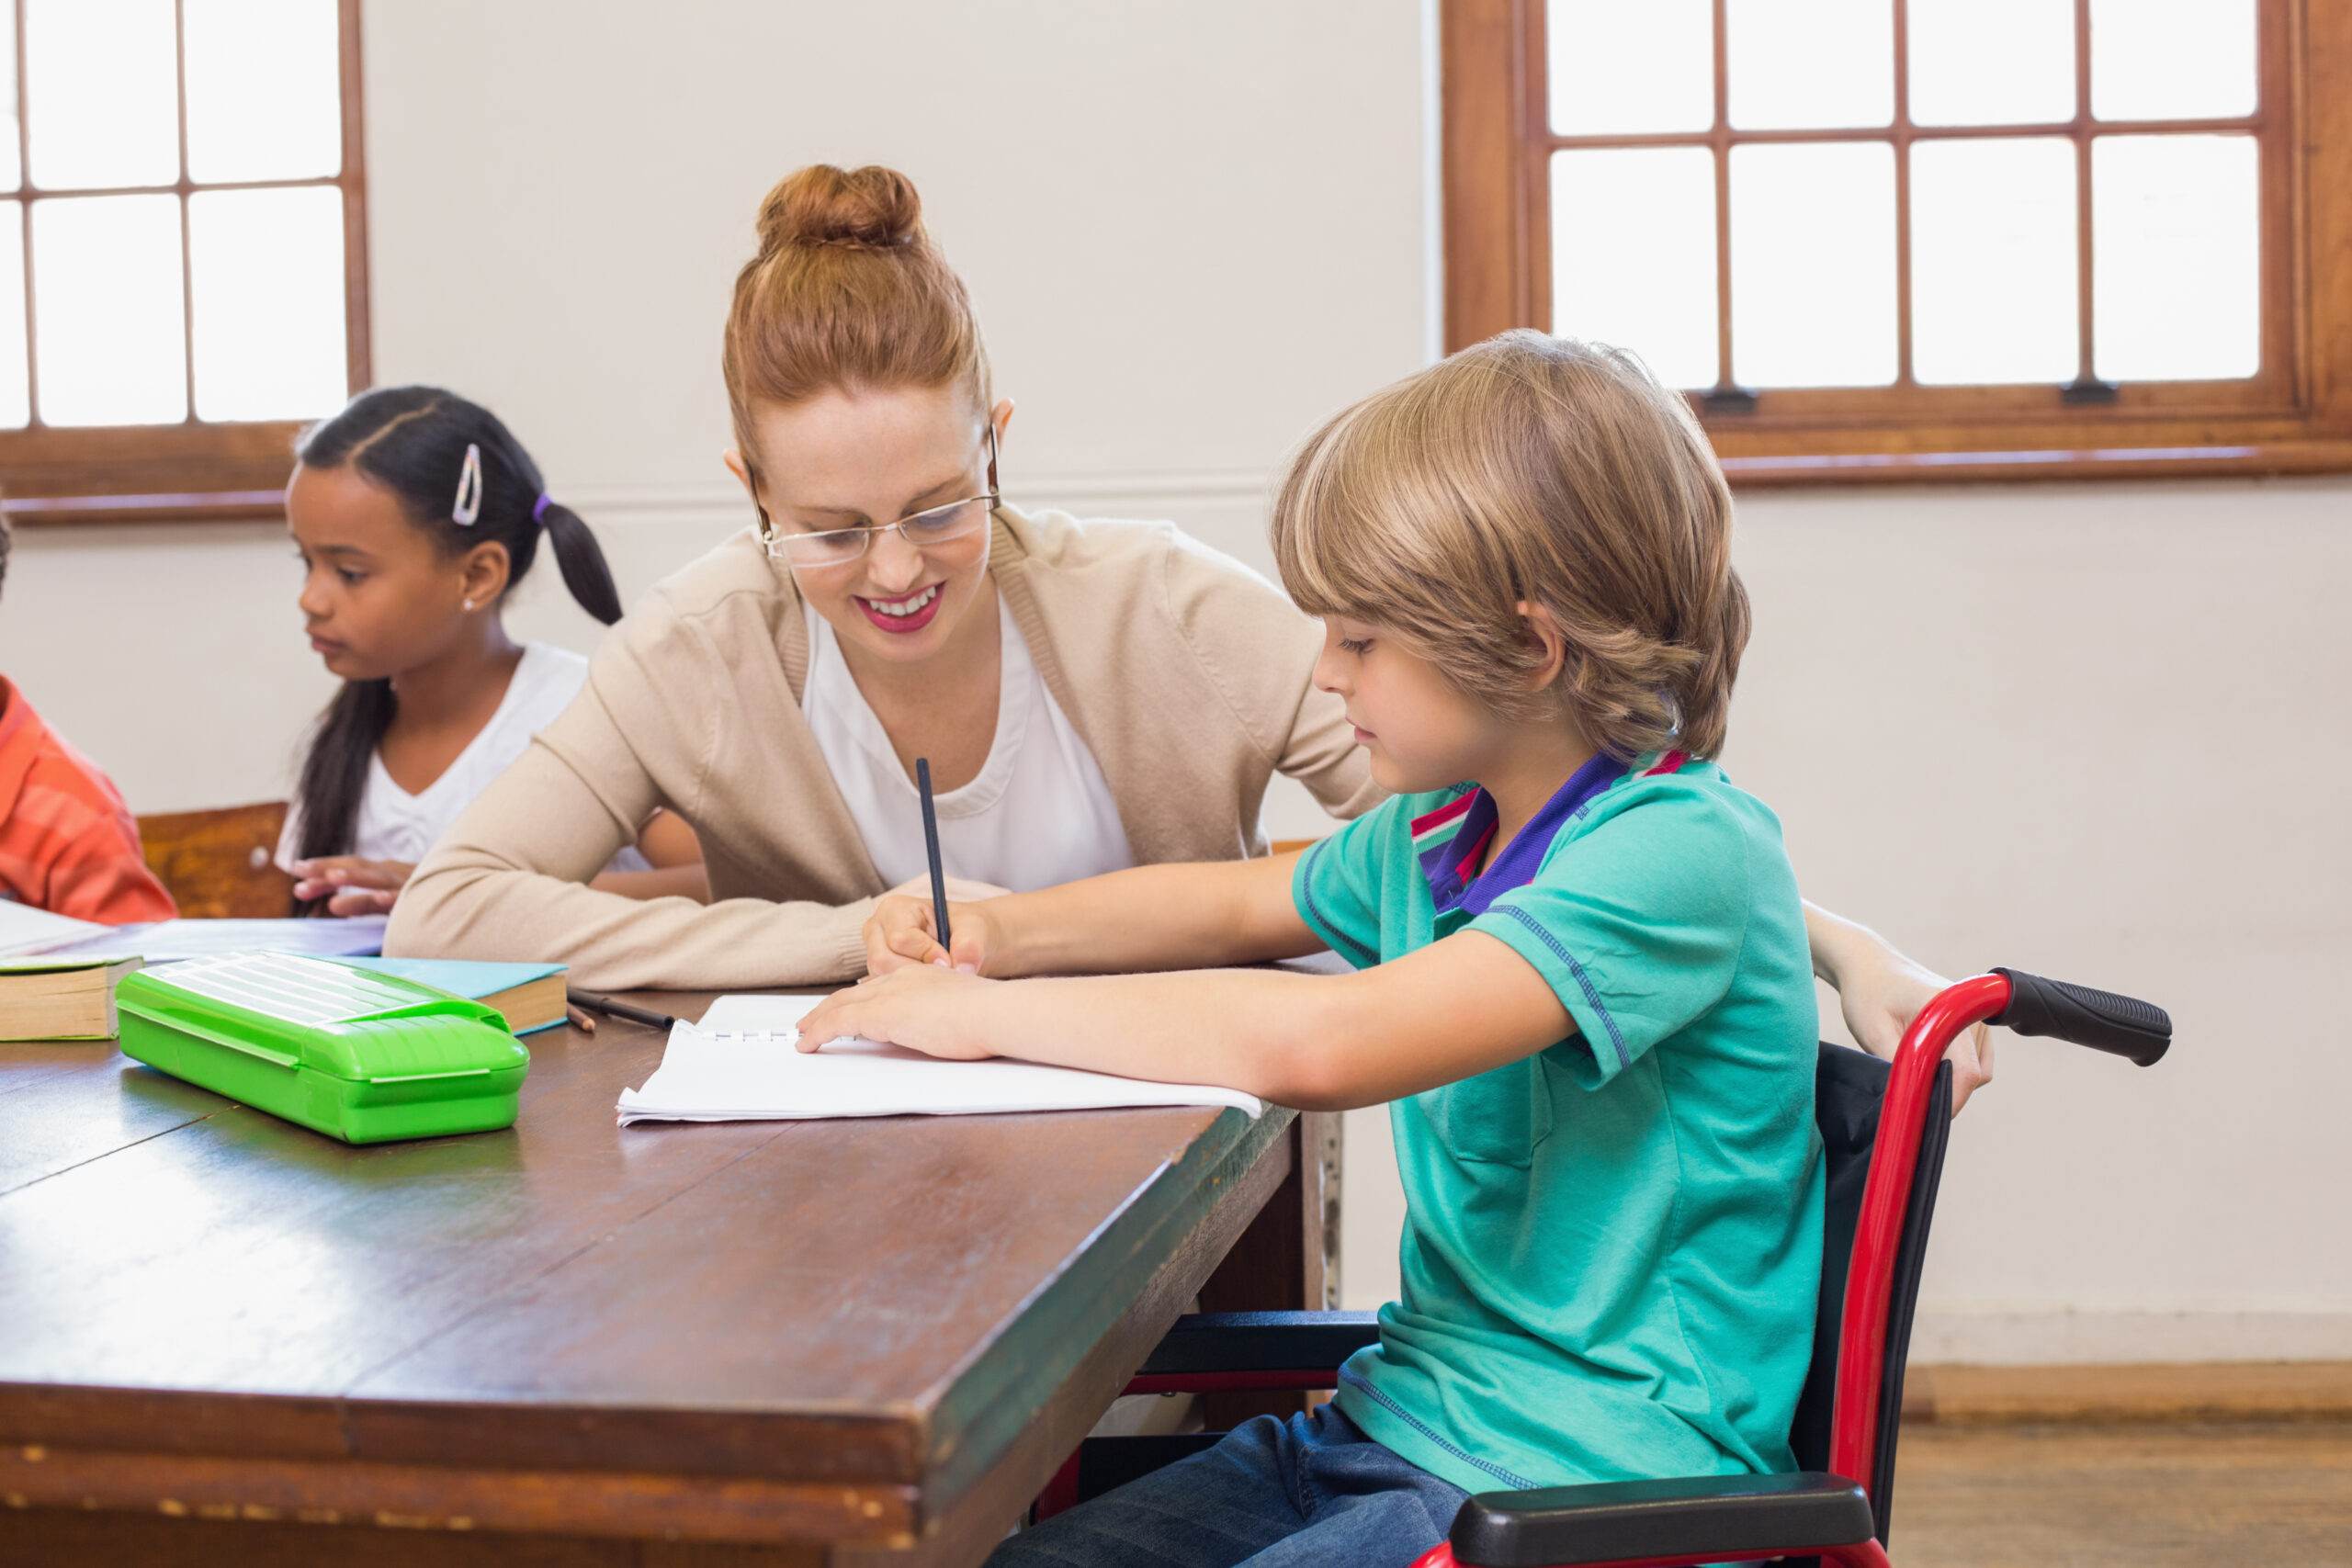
[452,442,484,525]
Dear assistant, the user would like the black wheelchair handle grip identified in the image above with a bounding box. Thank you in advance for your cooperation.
[1989,967,2171,1066]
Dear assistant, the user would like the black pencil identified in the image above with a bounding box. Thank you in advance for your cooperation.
[916,756,953,954]
[566,990,678,1032]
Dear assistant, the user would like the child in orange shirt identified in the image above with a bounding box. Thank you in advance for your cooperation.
[0,517,177,923]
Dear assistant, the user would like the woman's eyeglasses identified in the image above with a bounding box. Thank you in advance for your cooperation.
[760,426,1000,570]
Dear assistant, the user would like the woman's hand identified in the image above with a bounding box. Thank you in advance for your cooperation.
[865,893,1003,976]
[1809,903,1995,1112]
[289,856,414,917]
[799,964,1001,1059]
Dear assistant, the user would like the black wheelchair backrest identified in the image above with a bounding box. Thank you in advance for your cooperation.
[1788,1042,1955,1544]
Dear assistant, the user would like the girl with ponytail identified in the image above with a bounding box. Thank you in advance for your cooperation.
[281,387,703,914]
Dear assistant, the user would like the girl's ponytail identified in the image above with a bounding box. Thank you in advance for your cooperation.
[534,499,622,626]
[296,386,623,627]
[290,676,396,911]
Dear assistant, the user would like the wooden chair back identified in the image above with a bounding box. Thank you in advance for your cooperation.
[137,801,297,919]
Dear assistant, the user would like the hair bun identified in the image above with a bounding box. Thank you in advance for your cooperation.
[757,164,924,257]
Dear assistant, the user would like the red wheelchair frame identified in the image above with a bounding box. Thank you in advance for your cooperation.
[1037,966,2171,1568]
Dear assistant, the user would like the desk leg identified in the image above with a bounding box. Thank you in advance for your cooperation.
[1195,1110,1343,1425]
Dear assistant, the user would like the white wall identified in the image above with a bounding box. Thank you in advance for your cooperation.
[5,1,2344,1363]
[2,0,1428,818]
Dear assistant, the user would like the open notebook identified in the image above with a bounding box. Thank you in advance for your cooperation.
[616,993,1262,1125]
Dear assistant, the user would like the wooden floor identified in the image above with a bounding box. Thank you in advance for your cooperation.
[1890,1421,2352,1566]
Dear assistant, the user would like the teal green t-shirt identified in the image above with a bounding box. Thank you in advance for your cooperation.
[1295,750,1823,1495]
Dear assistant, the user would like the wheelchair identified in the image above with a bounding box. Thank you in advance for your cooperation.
[1037,966,2173,1568]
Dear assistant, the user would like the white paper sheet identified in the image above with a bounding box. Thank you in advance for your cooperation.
[616,993,1262,1125]
[0,901,108,958]
[29,916,388,962]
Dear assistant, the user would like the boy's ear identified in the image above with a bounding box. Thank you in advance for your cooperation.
[1516,600,1568,692]
[458,539,513,610]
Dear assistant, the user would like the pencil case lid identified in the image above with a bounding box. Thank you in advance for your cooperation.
[115,951,527,1084]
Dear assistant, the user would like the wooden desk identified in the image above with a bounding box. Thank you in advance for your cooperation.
[0,994,1327,1566]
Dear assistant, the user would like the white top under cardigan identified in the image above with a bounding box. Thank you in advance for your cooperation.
[801,600,1136,894]
[278,642,650,874]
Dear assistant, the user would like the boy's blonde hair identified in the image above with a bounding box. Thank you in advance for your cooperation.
[1271,331,1749,761]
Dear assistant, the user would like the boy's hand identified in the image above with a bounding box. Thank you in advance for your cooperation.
[1838,952,1995,1112]
[884,874,1009,905]
[865,894,1002,976]
[798,965,1001,1059]
[289,856,414,917]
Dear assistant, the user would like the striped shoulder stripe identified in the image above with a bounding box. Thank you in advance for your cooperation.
[1640,749,1690,776]
[1408,790,1477,844]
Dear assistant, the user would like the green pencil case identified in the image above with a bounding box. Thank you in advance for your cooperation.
[116,952,530,1145]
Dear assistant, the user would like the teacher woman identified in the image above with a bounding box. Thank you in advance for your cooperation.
[389,164,1990,1103]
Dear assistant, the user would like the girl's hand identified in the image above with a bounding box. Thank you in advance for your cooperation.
[798,965,1001,1059]
[289,857,415,917]
[1836,948,1996,1112]
[865,894,1003,976]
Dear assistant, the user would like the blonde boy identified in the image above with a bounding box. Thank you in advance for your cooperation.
[804,333,1824,1568]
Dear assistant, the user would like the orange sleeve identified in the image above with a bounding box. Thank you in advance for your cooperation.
[0,750,178,925]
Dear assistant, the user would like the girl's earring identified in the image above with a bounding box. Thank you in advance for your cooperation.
[461,598,476,612]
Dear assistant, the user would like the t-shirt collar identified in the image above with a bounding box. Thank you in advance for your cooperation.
[1413,749,1685,918]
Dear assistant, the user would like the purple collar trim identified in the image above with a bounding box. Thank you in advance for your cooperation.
[1419,751,1632,917]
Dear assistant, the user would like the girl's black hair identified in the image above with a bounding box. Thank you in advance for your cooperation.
[290,387,622,901]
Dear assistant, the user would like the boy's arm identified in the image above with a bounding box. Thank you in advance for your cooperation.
[866,851,1324,977]
[1805,898,1994,1110]
[805,929,1572,1111]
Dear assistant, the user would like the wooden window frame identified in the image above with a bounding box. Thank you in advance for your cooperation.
[1444,0,2352,485]
[0,0,367,526]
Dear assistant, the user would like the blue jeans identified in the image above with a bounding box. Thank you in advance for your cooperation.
[988,1404,1470,1568]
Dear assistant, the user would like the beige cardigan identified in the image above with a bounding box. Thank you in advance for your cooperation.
[386,505,1380,988]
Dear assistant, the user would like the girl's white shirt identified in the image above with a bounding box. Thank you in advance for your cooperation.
[801,599,1136,893]
[278,642,650,874]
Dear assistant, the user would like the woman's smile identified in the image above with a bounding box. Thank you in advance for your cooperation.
[854,581,944,633]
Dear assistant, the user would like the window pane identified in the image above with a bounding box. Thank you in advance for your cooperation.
[190,187,346,421]
[185,0,342,184]
[1548,0,1713,135]
[1912,139,2078,385]
[2093,134,2258,381]
[0,203,25,428]
[1908,0,2075,126]
[1730,142,1897,387]
[1551,149,1718,389]
[25,0,179,191]
[1726,0,1893,130]
[31,193,186,425]
[2091,0,2256,121]
[0,0,18,193]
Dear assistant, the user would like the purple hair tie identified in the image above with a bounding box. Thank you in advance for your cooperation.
[531,491,553,524]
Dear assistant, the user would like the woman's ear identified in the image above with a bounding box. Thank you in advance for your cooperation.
[1516,600,1568,692]
[989,399,1015,445]
[721,447,771,525]
[458,539,513,612]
